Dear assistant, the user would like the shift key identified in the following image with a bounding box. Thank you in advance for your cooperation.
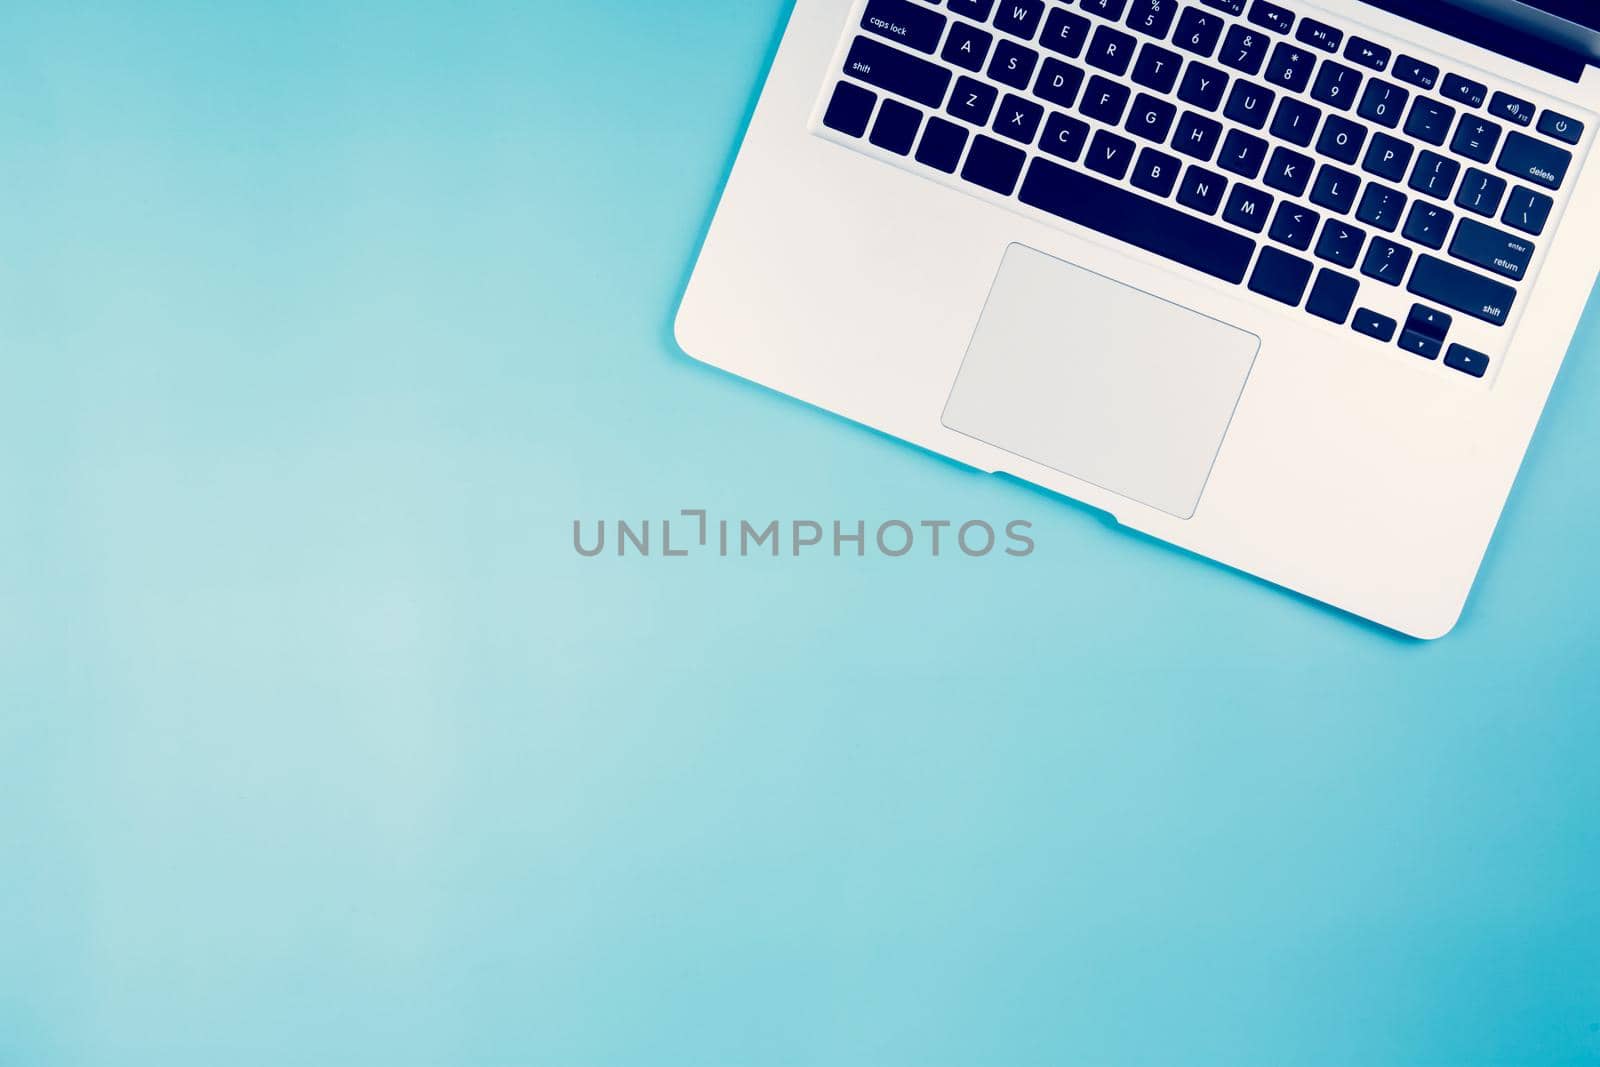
[860,0,947,55]
[1408,255,1516,326]
[844,36,953,109]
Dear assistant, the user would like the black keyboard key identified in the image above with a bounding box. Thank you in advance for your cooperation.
[1404,98,1455,146]
[871,98,924,154]
[1178,166,1229,214]
[862,0,948,54]
[916,116,970,172]
[1399,329,1442,360]
[1127,92,1178,141]
[1174,7,1225,57]
[1361,236,1411,285]
[1035,59,1085,109]
[1174,111,1223,160]
[1489,91,1535,128]
[846,37,953,109]
[824,81,877,137]
[1408,303,1453,338]
[1040,7,1092,57]
[961,134,1027,194]
[1409,151,1459,199]
[1269,200,1320,249]
[1538,110,1584,145]
[1017,156,1260,283]
[1086,128,1138,179]
[1225,81,1276,129]
[1344,37,1391,72]
[1248,0,1294,35]
[1316,115,1367,165]
[994,93,1044,143]
[1315,219,1366,268]
[1444,343,1489,378]
[1451,115,1502,164]
[949,0,997,20]
[1357,80,1408,129]
[1265,42,1315,93]
[1081,75,1131,124]
[1353,307,1398,341]
[989,39,1041,89]
[1296,18,1342,53]
[1311,61,1363,111]
[944,23,995,72]
[1355,183,1406,232]
[1271,97,1322,147]
[1178,62,1230,111]
[1394,55,1438,90]
[1442,73,1486,108]
[1126,0,1178,39]
[1403,202,1453,249]
[1040,111,1091,160]
[1080,0,1130,18]
[1220,24,1270,75]
[1307,269,1360,323]
[1131,43,1184,92]
[1086,24,1137,75]
[1131,146,1182,195]
[1250,246,1315,305]
[1220,128,1269,178]
[1450,217,1534,281]
[1456,168,1507,217]
[1265,146,1314,196]
[949,76,999,125]
[994,0,1046,39]
[1200,0,1246,13]
[1497,130,1572,190]
[1408,255,1516,325]
[1223,183,1274,232]
[1362,132,1413,182]
[1503,185,1554,236]
[1310,164,1359,214]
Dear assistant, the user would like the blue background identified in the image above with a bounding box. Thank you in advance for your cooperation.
[3,2,1598,1064]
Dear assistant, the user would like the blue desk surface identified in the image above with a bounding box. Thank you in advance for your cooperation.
[3,3,1597,1063]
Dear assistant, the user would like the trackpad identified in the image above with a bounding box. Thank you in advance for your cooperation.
[942,244,1259,520]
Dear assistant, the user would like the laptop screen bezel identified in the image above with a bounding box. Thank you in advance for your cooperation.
[1363,0,1600,79]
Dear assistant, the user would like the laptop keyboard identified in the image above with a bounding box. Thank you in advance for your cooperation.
[815,0,1590,381]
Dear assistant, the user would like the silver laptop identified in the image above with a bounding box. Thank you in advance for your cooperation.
[676,0,1600,638]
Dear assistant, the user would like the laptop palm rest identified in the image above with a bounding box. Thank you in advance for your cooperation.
[942,244,1260,520]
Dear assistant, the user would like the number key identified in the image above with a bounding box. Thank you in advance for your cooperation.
[1311,61,1363,112]
[1125,0,1177,39]
[1357,80,1408,129]
[1219,23,1269,75]
[1265,42,1316,93]
[1174,7,1224,57]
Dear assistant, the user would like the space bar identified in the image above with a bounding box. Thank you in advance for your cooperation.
[1017,158,1257,285]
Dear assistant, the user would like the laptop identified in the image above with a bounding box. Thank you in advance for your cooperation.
[676,0,1600,638]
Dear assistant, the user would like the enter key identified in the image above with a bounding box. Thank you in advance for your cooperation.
[1450,218,1535,281]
